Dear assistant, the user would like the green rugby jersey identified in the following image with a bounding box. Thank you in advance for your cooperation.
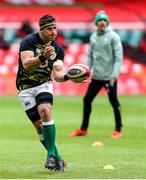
[16,33,64,91]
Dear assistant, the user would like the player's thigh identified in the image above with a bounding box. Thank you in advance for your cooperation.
[18,88,41,122]
[18,88,36,111]
[35,82,53,97]
[85,79,103,99]
[35,82,53,106]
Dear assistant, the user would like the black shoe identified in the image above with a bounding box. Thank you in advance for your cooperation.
[54,160,66,173]
[44,156,56,169]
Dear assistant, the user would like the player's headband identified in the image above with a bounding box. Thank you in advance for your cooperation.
[40,21,56,30]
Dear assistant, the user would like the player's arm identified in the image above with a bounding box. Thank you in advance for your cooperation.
[53,60,69,82]
[21,51,42,71]
[111,33,123,79]
[22,46,55,71]
[20,38,45,71]
[110,33,123,86]
[87,36,93,68]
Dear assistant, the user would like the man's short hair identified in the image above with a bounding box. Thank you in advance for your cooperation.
[39,15,56,30]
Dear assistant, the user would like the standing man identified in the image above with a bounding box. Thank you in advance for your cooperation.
[16,15,71,172]
[69,11,123,139]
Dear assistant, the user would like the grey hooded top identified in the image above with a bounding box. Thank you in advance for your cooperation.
[87,25,123,80]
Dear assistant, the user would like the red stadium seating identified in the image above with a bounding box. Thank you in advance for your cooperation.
[0,44,146,95]
[0,2,146,95]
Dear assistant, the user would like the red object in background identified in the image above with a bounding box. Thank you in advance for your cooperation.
[56,30,68,49]
[0,1,146,24]
[140,33,146,53]
[0,0,144,4]
[0,2,146,95]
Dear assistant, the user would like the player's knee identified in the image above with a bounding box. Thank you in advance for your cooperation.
[38,104,51,119]
[40,108,49,118]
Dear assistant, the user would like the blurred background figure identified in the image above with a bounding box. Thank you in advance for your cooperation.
[69,10,123,139]
[0,28,10,50]
[15,19,34,39]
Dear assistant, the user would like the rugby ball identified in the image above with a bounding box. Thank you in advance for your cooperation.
[67,64,90,83]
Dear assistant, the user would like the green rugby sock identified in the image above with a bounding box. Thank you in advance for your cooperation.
[55,146,62,160]
[42,121,56,157]
[38,133,62,160]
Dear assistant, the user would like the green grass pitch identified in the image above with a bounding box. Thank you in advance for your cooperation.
[0,95,146,179]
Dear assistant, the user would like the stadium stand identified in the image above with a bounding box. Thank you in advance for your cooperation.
[0,0,146,95]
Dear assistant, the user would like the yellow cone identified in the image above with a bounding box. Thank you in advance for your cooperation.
[92,141,103,147]
[103,165,115,170]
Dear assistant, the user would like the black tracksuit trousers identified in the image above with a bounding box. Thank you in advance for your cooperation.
[80,79,122,131]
